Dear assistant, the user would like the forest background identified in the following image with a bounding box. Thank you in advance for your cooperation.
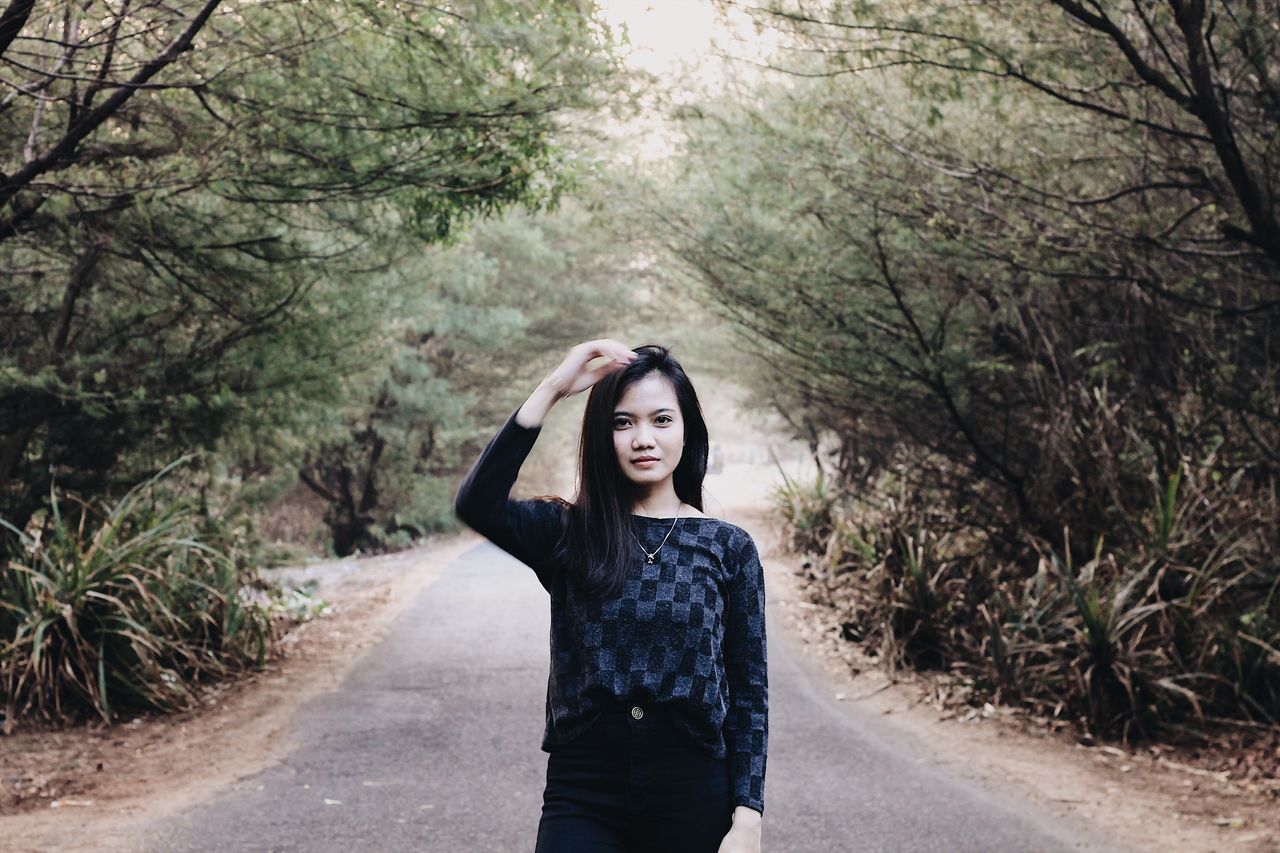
[1,0,1276,772]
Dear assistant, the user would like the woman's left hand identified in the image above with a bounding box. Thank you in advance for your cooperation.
[718,823,762,853]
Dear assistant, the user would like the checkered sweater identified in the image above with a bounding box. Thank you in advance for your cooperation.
[453,407,768,815]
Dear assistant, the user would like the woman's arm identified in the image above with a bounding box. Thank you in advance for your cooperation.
[515,375,562,429]
[722,531,769,823]
[453,380,566,588]
[719,532,768,852]
[454,341,638,587]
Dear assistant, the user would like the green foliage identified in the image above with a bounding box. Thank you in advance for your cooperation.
[292,202,638,555]
[252,578,331,625]
[768,456,837,557]
[0,0,619,549]
[0,459,275,728]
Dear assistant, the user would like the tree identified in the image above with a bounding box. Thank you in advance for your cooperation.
[666,0,1279,554]
[293,203,638,555]
[0,1,618,552]
[640,0,1279,734]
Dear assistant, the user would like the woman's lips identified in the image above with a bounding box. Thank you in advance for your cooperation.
[632,458,658,467]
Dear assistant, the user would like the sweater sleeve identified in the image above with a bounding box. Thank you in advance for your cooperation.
[723,530,768,815]
[453,406,566,592]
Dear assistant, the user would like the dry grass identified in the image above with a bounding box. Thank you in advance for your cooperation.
[773,441,1280,750]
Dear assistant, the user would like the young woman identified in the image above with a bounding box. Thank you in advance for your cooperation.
[454,339,768,853]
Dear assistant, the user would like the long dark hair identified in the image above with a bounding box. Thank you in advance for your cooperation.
[549,344,709,598]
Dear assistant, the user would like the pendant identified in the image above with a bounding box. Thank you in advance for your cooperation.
[646,554,655,564]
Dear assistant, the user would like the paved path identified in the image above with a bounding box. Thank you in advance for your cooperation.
[144,540,1123,852]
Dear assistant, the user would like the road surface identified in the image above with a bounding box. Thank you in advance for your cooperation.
[141,539,1122,852]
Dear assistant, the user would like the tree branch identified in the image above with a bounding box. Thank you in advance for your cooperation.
[0,0,222,217]
[0,0,35,62]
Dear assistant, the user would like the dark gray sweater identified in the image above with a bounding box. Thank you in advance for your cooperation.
[453,406,768,815]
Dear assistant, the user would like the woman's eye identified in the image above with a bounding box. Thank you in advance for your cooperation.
[614,420,629,429]
[656,416,673,425]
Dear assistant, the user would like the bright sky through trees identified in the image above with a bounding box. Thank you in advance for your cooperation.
[595,0,779,159]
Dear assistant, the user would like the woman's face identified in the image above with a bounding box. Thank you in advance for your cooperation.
[612,372,685,492]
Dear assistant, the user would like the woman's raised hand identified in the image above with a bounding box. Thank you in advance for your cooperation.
[547,339,638,398]
[516,340,637,428]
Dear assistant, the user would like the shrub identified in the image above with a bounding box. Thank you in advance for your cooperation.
[769,456,838,557]
[0,459,276,729]
[779,448,1280,742]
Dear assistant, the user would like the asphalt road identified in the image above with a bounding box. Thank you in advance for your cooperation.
[142,540,1124,852]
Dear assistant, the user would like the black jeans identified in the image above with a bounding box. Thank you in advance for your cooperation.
[534,699,733,853]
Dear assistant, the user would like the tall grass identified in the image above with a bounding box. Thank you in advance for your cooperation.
[769,453,836,557]
[0,459,276,730]
[775,452,1280,742]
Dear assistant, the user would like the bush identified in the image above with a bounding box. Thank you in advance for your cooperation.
[778,447,1280,742]
[769,457,838,557]
[0,459,277,729]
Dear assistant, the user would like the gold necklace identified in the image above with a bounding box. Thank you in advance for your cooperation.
[629,502,682,565]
